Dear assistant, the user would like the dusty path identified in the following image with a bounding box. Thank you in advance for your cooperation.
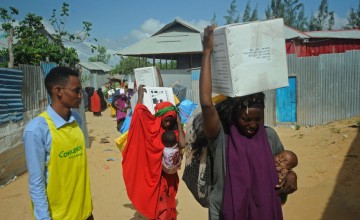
[1,107,359,219]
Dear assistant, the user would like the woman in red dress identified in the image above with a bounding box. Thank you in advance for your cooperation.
[122,85,183,220]
[90,90,101,116]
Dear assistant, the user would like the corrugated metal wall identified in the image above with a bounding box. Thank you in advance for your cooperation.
[0,64,95,185]
[81,68,92,87]
[264,90,276,127]
[7,64,91,147]
[0,68,24,124]
[161,51,360,127]
[18,64,48,111]
[95,72,111,89]
[289,50,360,126]
[286,39,360,57]
[81,70,110,90]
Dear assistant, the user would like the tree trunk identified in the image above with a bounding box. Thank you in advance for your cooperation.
[7,28,14,68]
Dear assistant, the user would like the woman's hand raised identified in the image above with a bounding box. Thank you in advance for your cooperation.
[137,85,146,104]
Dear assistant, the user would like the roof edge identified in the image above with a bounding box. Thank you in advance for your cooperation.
[152,18,202,36]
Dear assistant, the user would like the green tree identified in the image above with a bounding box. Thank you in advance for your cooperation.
[224,0,240,24]
[309,0,334,31]
[283,0,308,30]
[345,0,360,29]
[1,3,93,67]
[265,0,285,19]
[88,45,111,64]
[49,2,96,64]
[265,0,307,30]
[210,13,217,25]
[111,56,151,76]
[50,2,95,45]
[63,47,80,67]
[294,4,308,31]
[11,13,79,66]
[0,48,8,67]
[0,7,19,68]
[13,13,52,65]
[242,0,258,22]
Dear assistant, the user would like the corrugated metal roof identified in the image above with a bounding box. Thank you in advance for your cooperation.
[117,18,203,56]
[304,29,360,39]
[118,18,360,58]
[117,19,311,56]
[153,18,202,36]
[284,26,309,39]
[78,62,112,72]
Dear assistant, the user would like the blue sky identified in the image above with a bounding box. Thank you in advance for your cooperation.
[1,0,358,66]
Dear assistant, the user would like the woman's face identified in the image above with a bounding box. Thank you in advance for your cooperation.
[235,107,264,138]
[161,116,175,130]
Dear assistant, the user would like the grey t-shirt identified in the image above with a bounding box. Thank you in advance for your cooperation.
[207,125,284,220]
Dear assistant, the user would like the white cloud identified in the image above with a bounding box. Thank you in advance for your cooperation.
[130,29,150,41]
[128,18,165,41]
[141,18,164,34]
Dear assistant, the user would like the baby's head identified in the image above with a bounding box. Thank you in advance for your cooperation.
[274,150,298,170]
[161,130,177,148]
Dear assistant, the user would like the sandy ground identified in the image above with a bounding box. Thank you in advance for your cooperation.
[1,107,359,220]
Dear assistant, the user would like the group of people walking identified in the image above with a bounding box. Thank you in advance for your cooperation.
[23,25,297,220]
[83,87,107,116]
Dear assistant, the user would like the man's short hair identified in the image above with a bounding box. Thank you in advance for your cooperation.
[45,66,80,95]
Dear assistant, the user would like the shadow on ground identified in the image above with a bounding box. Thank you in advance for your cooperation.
[321,127,360,219]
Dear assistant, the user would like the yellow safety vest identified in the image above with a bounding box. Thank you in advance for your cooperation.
[40,112,92,220]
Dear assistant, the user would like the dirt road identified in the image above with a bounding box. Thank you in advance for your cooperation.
[1,108,359,220]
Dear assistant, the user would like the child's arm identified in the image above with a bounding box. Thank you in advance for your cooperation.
[177,114,185,150]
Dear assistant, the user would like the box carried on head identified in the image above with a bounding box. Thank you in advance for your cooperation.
[134,66,160,87]
[211,18,288,97]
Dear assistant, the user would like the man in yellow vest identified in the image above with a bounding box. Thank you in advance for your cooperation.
[23,66,93,220]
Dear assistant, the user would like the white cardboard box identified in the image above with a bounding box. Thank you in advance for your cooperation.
[127,80,134,89]
[130,87,175,114]
[134,66,159,87]
[211,18,288,97]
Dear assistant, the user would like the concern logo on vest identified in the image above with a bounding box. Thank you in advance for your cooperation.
[59,145,83,159]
